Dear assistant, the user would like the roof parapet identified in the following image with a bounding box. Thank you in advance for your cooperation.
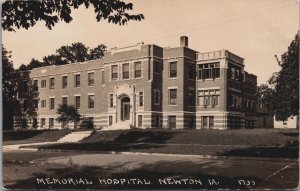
[197,50,244,64]
[110,42,144,55]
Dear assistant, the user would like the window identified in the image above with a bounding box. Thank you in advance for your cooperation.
[23,100,28,111]
[235,70,240,80]
[134,62,142,78]
[61,121,69,129]
[49,78,55,90]
[155,115,160,128]
[169,89,177,105]
[49,118,54,129]
[88,95,95,108]
[211,95,219,107]
[75,74,80,87]
[40,118,45,128]
[228,91,241,108]
[41,80,46,88]
[154,89,160,105]
[138,92,144,107]
[109,94,114,108]
[198,63,220,80]
[198,89,220,107]
[122,63,129,79]
[62,97,68,105]
[88,72,94,86]
[189,116,195,129]
[188,89,195,106]
[201,116,214,129]
[204,96,210,107]
[169,61,177,78]
[62,76,68,88]
[102,70,105,85]
[109,116,113,126]
[188,63,195,79]
[41,100,46,108]
[231,68,235,79]
[49,98,55,110]
[111,65,118,80]
[168,116,176,128]
[34,99,38,108]
[33,80,38,91]
[138,115,142,127]
[75,96,80,109]
[88,117,94,128]
[154,61,160,74]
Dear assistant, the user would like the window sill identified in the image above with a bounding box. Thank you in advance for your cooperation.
[197,105,219,108]
[168,104,178,106]
[197,78,220,81]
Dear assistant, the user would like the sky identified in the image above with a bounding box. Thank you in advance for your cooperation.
[2,0,299,84]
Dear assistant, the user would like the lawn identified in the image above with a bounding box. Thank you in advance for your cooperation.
[20,128,299,158]
[81,128,299,146]
[3,129,74,145]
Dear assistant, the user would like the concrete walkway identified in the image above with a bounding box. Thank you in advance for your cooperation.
[3,130,93,151]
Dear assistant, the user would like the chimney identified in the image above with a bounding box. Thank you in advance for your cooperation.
[180,36,188,47]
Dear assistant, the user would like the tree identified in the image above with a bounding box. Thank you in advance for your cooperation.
[13,72,39,129]
[274,32,299,128]
[19,42,108,71]
[43,54,67,66]
[259,32,299,127]
[89,44,107,60]
[56,104,82,128]
[56,42,91,63]
[2,0,144,32]
[2,45,16,130]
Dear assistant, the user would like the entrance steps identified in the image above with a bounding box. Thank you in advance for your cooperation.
[57,130,93,143]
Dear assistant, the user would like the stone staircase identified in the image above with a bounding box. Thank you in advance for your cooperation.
[57,130,93,143]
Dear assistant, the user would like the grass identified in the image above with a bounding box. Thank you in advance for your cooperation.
[81,128,299,146]
[21,128,299,158]
[3,129,74,145]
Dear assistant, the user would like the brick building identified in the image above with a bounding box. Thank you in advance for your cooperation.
[13,36,273,130]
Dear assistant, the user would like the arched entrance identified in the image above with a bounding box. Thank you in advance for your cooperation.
[120,96,130,121]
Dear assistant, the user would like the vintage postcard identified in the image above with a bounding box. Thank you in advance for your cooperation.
[2,0,299,190]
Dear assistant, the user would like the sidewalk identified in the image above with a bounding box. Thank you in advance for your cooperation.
[3,141,55,151]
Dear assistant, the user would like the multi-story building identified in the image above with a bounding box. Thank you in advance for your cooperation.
[13,36,273,130]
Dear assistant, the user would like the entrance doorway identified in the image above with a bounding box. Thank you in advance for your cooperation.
[121,97,130,121]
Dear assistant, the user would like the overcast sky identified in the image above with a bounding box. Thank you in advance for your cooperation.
[2,0,299,84]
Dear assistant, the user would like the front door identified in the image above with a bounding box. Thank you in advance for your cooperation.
[121,97,130,121]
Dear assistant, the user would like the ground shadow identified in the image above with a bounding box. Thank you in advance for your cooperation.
[114,130,180,144]
[219,145,299,158]
[32,142,164,152]
[3,130,46,141]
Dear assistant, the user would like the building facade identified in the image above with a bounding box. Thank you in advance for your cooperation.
[13,36,272,130]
